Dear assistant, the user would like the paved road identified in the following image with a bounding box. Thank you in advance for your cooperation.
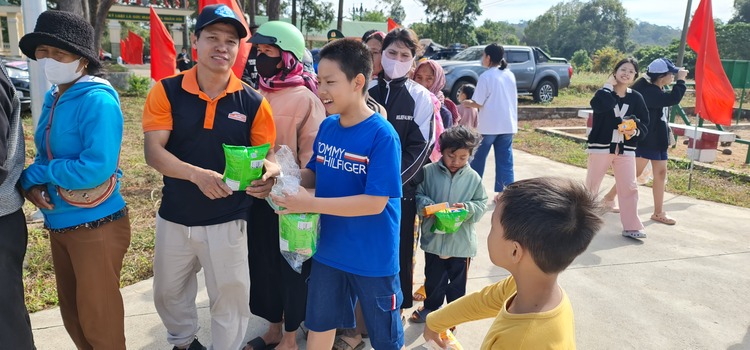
[30,150,750,349]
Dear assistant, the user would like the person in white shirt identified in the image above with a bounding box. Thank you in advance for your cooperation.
[461,43,518,202]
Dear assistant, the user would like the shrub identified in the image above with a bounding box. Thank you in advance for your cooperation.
[126,74,150,97]
[591,46,627,73]
[570,49,592,72]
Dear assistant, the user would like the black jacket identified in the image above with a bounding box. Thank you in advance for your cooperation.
[369,75,436,196]
[588,85,649,156]
[631,78,686,151]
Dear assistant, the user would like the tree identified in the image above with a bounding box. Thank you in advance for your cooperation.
[629,21,681,47]
[268,0,281,20]
[716,22,750,60]
[730,0,750,23]
[523,1,583,53]
[300,0,334,40]
[417,0,481,45]
[474,19,519,45]
[570,49,593,72]
[573,0,634,56]
[383,0,406,23]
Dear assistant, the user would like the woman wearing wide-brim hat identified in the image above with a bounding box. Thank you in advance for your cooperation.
[19,10,131,350]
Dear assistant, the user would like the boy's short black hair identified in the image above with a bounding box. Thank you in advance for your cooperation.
[496,177,603,274]
[438,126,481,154]
[459,84,475,99]
[319,38,372,94]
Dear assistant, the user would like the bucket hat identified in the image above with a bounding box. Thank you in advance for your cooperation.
[19,10,101,70]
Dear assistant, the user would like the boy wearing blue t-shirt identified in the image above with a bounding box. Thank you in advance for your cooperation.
[272,39,404,349]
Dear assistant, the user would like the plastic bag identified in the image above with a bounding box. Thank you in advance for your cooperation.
[267,145,320,273]
[424,329,464,350]
[222,143,271,191]
[431,208,468,234]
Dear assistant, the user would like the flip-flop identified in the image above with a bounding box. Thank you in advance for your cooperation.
[332,337,365,350]
[409,307,431,323]
[413,285,426,301]
[651,213,676,225]
[243,337,278,350]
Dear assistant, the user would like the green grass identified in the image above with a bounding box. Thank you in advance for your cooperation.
[22,95,160,312]
[513,127,750,209]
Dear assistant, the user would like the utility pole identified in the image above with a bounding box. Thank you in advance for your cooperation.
[677,0,694,67]
[292,0,297,26]
[337,0,343,31]
[22,0,50,128]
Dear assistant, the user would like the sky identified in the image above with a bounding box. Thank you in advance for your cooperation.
[336,0,735,28]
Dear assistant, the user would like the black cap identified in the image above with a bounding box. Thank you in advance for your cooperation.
[196,4,248,39]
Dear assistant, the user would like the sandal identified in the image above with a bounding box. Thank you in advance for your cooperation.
[243,337,278,350]
[409,307,432,323]
[651,212,676,225]
[622,230,647,239]
[332,337,365,350]
[603,199,620,213]
[413,285,426,301]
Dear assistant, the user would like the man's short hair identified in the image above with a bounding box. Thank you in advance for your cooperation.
[319,38,372,94]
[496,177,604,274]
[438,126,481,154]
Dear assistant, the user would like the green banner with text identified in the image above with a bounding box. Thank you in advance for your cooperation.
[107,11,184,23]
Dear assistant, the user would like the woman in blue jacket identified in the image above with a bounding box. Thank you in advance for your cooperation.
[19,11,130,349]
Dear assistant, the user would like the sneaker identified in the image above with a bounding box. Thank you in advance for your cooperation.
[622,230,647,239]
[172,338,206,350]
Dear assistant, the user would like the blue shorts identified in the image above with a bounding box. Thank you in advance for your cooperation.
[635,147,669,161]
[305,259,404,349]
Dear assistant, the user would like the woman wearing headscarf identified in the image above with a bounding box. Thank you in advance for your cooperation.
[413,59,461,128]
[243,21,325,350]
[19,10,131,349]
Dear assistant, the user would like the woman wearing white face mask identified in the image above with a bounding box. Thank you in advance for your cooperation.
[367,28,436,327]
[19,11,130,350]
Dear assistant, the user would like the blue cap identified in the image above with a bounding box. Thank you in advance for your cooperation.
[647,58,680,74]
[196,4,247,39]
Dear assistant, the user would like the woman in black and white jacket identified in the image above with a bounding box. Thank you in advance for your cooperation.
[586,58,649,239]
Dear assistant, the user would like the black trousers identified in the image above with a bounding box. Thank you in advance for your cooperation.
[423,252,470,311]
[248,198,311,332]
[0,209,35,349]
[399,197,417,309]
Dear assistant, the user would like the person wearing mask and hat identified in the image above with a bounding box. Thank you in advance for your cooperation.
[0,51,35,350]
[600,58,687,226]
[142,5,279,350]
[243,20,325,350]
[19,10,131,349]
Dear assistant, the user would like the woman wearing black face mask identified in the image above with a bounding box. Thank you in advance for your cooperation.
[243,21,326,350]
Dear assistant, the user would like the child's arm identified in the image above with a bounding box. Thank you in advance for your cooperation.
[459,178,488,223]
[299,168,315,189]
[425,276,515,333]
[272,189,388,216]
[415,180,435,217]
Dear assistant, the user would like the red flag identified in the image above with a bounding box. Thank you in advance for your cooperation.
[128,30,145,65]
[686,0,735,126]
[198,0,250,78]
[119,39,128,64]
[387,18,399,32]
[150,6,177,81]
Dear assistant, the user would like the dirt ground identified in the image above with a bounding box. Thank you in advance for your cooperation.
[519,117,750,175]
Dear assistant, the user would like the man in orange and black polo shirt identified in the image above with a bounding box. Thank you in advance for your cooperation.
[142,5,278,350]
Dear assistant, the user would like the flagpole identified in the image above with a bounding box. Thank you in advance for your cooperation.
[677,0,694,66]
[688,113,699,190]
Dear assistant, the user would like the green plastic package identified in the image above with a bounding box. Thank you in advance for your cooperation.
[222,143,271,191]
[431,208,468,234]
[279,213,319,257]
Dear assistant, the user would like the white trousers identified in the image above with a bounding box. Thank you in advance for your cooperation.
[153,215,250,350]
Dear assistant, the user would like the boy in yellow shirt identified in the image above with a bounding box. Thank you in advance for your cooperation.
[423,177,603,349]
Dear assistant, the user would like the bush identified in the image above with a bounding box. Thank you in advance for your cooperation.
[126,74,150,97]
[570,49,592,72]
[591,46,627,73]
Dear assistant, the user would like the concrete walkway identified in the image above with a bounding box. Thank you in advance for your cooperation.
[30,150,750,349]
